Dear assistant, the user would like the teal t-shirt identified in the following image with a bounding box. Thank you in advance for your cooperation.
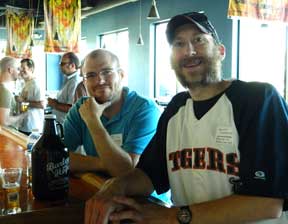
[64,87,161,156]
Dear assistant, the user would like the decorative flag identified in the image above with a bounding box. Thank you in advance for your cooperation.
[6,6,34,58]
[228,0,288,22]
[44,0,81,53]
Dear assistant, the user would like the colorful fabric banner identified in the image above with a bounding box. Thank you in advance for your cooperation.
[44,0,81,53]
[228,0,288,22]
[6,6,34,58]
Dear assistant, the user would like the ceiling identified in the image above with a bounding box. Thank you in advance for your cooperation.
[0,0,138,28]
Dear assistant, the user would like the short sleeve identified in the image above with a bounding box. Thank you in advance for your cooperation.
[122,101,161,154]
[63,98,84,151]
[235,85,288,201]
[66,78,80,104]
[0,86,12,108]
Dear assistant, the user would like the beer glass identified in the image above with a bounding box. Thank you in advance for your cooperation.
[1,168,22,214]
[20,102,29,113]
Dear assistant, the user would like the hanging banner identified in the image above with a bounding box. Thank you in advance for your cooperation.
[6,6,34,58]
[228,0,288,22]
[44,0,81,53]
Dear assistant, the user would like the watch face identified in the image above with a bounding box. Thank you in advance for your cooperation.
[177,207,192,224]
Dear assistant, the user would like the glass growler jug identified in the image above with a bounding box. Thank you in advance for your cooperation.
[31,114,69,201]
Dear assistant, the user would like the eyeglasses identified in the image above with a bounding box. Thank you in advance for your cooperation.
[59,62,71,67]
[83,68,119,79]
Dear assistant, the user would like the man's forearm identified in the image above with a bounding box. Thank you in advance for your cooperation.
[28,101,45,109]
[69,151,105,173]
[189,195,283,224]
[114,168,155,197]
[87,119,134,177]
[53,101,72,113]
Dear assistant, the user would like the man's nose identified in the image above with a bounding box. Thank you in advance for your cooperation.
[184,42,197,57]
[95,74,105,84]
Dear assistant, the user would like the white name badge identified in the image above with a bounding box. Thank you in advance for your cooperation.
[110,134,123,146]
[215,127,233,145]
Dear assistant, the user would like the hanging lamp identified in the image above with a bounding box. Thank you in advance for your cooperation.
[136,0,144,45]
[147,0,160,19]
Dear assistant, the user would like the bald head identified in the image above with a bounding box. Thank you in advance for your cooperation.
[83,49,120,69]
[0,57,17,73]
[0,57,19,82]
[82,49,124,104]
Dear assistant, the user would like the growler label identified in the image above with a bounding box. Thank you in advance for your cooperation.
[46,158,69,177]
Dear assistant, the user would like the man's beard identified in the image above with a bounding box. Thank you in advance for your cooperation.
[172,51,222,89]
[93,83,122,104]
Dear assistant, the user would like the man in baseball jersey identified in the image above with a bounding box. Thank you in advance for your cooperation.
[84,12,288,224]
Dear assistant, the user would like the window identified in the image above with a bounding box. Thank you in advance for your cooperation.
[32,44,46,92]
[79,37,89,62]
[233,19,288,99]
[99,29,129,86]
[154,22,185,103]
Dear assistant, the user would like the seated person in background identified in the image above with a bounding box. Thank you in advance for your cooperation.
[15,58,45,135]
[47,52,81,124]
[84,12,288,224]
[0,56,25,127]
[64,49,170,203]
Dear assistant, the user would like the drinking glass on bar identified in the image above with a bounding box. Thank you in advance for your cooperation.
[1,168,22,214]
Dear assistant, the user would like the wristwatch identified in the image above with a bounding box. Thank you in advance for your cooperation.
[177,206,192,224]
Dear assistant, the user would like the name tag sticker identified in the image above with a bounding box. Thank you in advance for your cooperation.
[215,127,233,145]
[111,134,123,146]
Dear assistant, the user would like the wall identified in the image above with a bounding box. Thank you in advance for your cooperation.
[81,0,232,97]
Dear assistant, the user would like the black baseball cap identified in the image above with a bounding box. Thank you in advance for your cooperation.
[166,11,220,45]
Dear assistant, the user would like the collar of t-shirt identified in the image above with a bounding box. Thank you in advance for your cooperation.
[101,86,129,123]
[193,91,224,120]
[66,71,79,80]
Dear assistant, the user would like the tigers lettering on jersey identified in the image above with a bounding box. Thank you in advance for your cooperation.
[168,147,239,176]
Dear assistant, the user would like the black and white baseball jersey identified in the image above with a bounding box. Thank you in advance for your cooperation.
[137,80,288,223]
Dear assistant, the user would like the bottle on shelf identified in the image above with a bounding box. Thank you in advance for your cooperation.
[31,114,69,201]
[26,129,41,152]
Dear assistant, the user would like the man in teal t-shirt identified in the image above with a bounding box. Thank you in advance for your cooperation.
[64,49,171,205]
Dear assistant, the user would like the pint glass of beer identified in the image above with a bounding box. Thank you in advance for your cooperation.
[1,168,22,214]
[20,102,29,113]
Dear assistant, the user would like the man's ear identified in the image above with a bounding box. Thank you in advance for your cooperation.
[218,44,226,60]
[7,66,12,74]
[118,68,125,80]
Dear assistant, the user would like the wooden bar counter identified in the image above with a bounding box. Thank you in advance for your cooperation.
[0,126,105,224]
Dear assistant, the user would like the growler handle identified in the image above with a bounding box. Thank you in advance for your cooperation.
[56,122,64,139]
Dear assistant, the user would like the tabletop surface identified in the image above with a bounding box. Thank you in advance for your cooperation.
[0,130,100,223]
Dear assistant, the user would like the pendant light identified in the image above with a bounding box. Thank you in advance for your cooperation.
[12,44,17,51]
[52,0,60,41]
[54,30,60,41]
[136,0,144,45]
[30,39,34,47]
[31,0,40,47]
[147,0,160,19]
